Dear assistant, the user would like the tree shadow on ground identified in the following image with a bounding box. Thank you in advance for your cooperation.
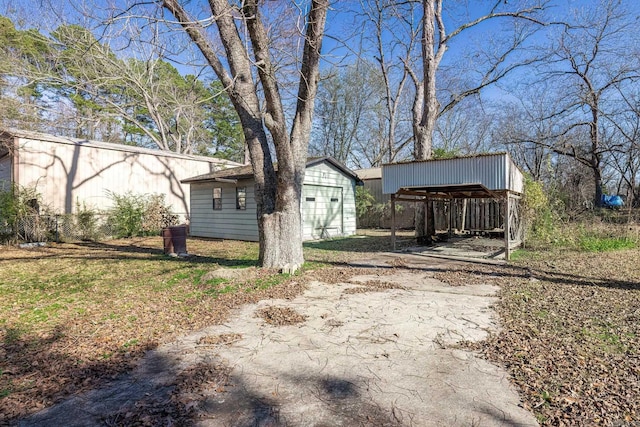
[0,324,155,426]
[0,239,259,268]
[321,253,640,292]
[15,347,404,427]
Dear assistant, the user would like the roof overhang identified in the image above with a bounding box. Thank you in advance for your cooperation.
[182,176,240,184]
[393,183,505,201]
[181,156,362,185]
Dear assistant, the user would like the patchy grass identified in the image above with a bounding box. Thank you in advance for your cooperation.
[7,229,638,425]
[0,233,396,423]
[577,235,636,252]
[303,229,415,261]
[526,219,640,253]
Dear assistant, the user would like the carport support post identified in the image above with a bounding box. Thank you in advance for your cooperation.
[504,193,511,261]
[448,197,454,237]
[391,193,396,251]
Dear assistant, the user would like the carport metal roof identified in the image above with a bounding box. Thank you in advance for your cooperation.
[392,183,502,201]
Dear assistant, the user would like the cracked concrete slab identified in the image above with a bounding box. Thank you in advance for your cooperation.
[20,257,537,427]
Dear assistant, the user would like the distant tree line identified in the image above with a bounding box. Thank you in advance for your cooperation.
[0,16,244,161]
[309,0,640,211]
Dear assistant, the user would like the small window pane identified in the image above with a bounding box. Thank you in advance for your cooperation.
[236,187,246,210]
[330,198,339,202]
[306,197,315,202]
[213,187,222,210]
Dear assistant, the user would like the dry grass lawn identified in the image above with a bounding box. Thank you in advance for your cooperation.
[1,231,639,426]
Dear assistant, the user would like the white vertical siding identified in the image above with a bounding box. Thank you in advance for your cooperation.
[189,180,259,241]
[187,159,358,241]
[15,137,225,215]
[303,162,357,240]
[382,153,523,194]
[302,185,343,239]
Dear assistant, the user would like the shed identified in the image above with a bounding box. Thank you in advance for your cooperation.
[382,152,524,259]
[0,129,240,217]
[182,157,359,241]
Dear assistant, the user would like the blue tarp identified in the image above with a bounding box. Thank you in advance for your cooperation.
[602,194,624,208]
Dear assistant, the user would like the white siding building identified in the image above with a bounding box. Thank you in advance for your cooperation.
[0,129,240,216]
[183,157,360,241]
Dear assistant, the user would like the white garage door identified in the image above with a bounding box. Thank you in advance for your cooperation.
[302,185,343,240]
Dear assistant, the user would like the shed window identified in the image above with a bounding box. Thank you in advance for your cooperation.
[236,187,246,210]
[213,187,222,210]
[306,197,315,202]
[330,198,339,202]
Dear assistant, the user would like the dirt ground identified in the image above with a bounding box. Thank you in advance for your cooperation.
[18,254,537,427]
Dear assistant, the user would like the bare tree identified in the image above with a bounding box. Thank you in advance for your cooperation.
[510,0,640,208]
[403,0,547,238]
[311,61,385,166]
[434,98,494,157]
[360,0,416,165]
[409,0,546,162]
[160,0,328,271]
[604,87,640,207]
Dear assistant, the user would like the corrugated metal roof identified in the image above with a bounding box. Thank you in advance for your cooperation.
[0,128,242,166]
[382,151,510,166]
[382,152,523,195]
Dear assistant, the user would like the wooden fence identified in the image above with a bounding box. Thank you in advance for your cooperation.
[359,198,506,233]
[433,199,504,232]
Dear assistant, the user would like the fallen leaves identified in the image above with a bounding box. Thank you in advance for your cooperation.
[197,333,242,346]
[255,306,307,326]
[454,249,640,426]
[343,280,404,295]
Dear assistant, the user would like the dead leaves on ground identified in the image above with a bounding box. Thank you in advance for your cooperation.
[343,280,405,294]
[256,306,307,326]
[448,250,640,426]
[101,362,232,427]
[197,333,242,346]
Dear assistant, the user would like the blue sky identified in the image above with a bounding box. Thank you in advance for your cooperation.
[3,0,639,118]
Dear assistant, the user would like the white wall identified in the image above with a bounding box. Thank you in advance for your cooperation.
[15,136,229,215]
[188,160,358,241]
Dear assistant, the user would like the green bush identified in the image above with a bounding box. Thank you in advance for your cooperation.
[522,177,565,245]
[75,201,100,240]
[0,184,43,242]
[356,186,402,227]
[106,192,177,238]
[355,186,377,219]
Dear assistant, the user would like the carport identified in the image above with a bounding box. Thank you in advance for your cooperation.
[382,153,524,259]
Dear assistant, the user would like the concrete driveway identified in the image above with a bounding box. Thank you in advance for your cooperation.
[21,253,537,427]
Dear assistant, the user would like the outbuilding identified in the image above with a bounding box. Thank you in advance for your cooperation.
[182,157,360,241]
[0,129,240,217]
[382,152,524,259]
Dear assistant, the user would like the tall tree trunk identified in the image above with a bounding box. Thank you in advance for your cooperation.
[413,0,439,162]
[412,0,440,242]
[593,159,603,209]
[163,0,327,271]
